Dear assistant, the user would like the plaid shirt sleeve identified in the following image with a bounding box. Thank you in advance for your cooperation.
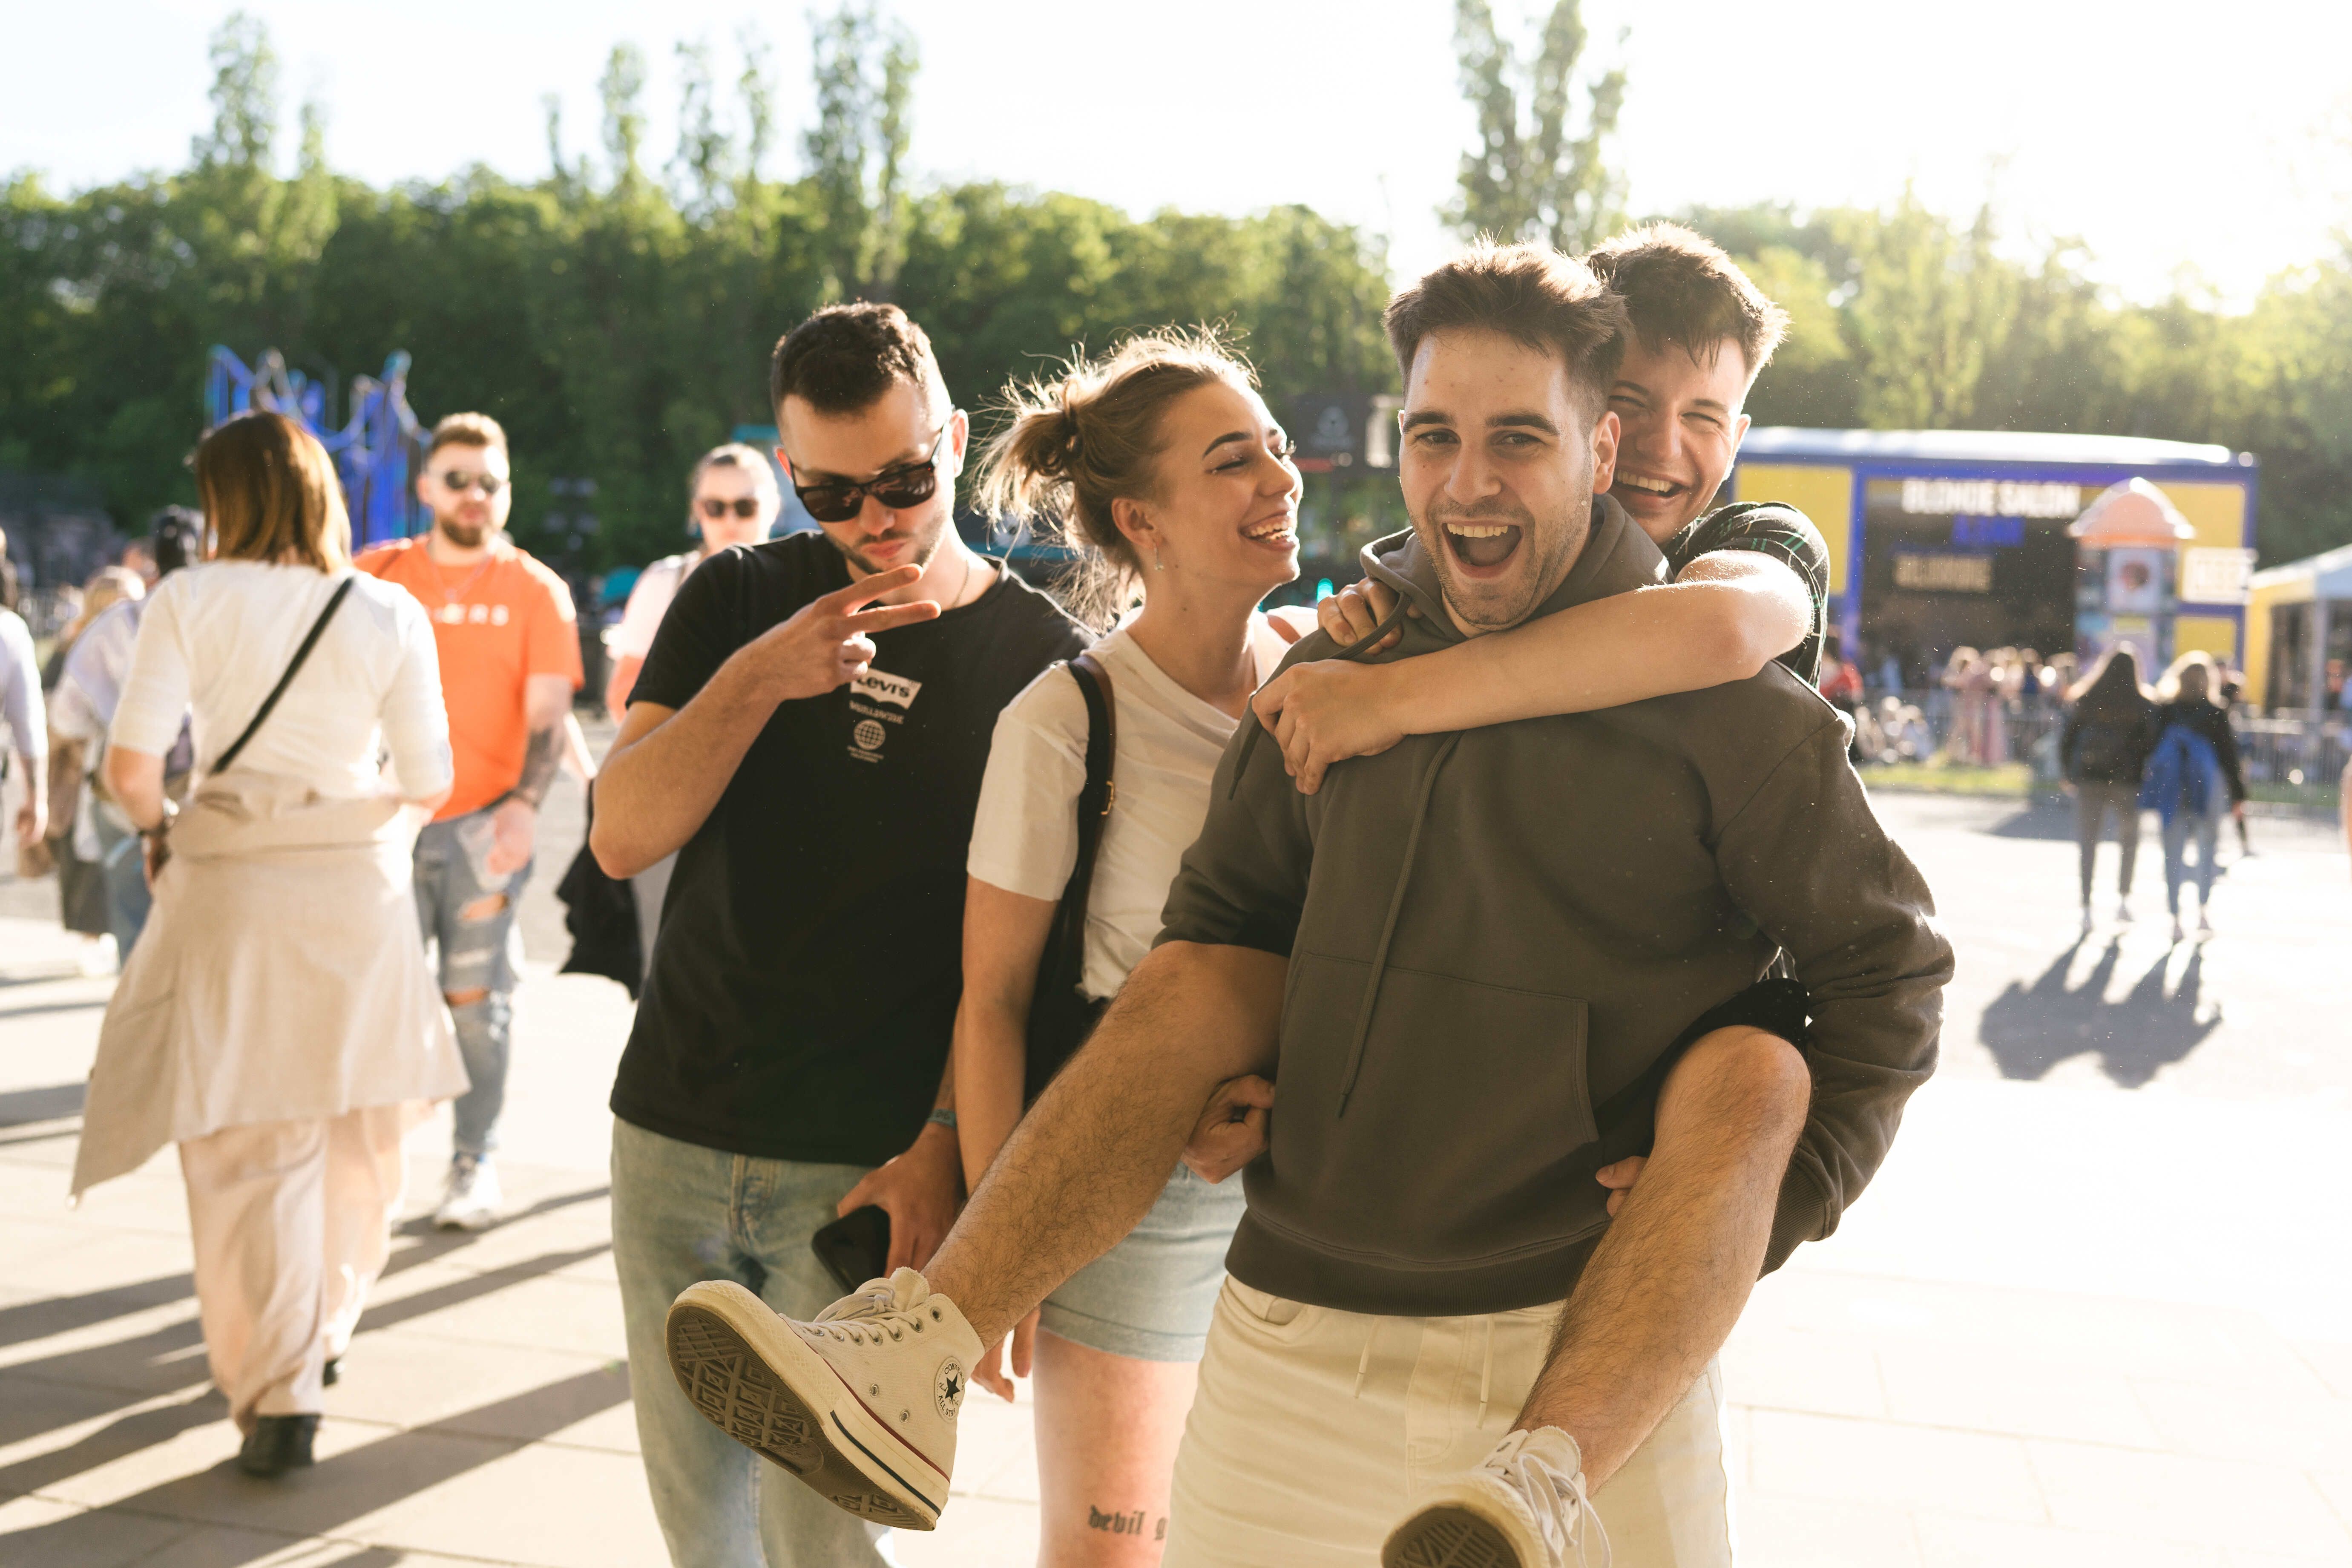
[1664,502,1833,686]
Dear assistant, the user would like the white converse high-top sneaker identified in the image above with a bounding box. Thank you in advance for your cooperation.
[666,1268,980,1531]
[1383,1427,1611,1568]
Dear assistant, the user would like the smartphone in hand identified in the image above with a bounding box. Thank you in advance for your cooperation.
[811,1205,892,1294]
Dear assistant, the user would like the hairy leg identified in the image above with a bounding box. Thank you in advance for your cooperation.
[926,943,1283,1347]
[1516,1024,1810,1487]
[1034,1331,1196,1567]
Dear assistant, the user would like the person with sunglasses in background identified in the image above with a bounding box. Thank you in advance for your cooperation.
[358,412,584,1232]
[602,445,782,976]
[590,302,1087,1568]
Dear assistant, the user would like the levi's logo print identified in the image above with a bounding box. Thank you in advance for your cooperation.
[847,667,920,763]
[851,670,921,709]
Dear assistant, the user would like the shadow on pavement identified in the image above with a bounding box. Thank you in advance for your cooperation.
[0,1273,190,1353]
[1978,937,2220,1087]
[1986,801,2076,841]
[0,1084,86,1127]
[0,1235,609,1482]
[0,1367,629,1568]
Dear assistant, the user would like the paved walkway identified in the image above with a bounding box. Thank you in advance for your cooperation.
[1,787,2346,1566]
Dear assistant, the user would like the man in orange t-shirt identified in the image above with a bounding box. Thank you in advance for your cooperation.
[358,411,582,1231]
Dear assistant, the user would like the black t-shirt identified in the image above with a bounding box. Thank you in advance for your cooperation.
[1662,501,1832,685]
[610,533,1091,1165]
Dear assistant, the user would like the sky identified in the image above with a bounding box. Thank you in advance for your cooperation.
[6,0,2349,308]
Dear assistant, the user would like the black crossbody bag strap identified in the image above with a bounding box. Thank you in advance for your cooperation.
[211,575,356,776]
[1022,649,1118,1101]
[1059,649,1118,947]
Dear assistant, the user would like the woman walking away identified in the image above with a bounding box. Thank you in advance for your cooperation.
[71,412,466,1478]
[955,331,1298,1562]
[2061,645,2159,934]
[2141,650,2247,944]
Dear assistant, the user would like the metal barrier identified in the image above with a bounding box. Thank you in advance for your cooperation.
[1840,686,2345,811]
[2234,717,2349,811]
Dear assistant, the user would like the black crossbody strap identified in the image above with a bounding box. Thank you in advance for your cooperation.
[1055,650,1118,944]
[212,575,357,776]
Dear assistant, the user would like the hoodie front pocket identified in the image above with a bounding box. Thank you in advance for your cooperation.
[1269,952,1600,1266]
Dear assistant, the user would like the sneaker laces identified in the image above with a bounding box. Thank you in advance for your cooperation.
[810,1267,941,1346]
[1479,1430,1610,1568]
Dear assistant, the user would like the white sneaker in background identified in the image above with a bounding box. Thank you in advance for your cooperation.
[1383,1426,1610,1568]
[2170,916,2187,945]
[432,1154,501,1231]
[2080,905,2095,936]
[2114,901,2134,925]
[2197,909,2215,940]
[666,1266,981,1531]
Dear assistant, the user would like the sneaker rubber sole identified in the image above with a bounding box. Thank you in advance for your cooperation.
[665,1280,946,1530]
[1383,1503,1530,1567]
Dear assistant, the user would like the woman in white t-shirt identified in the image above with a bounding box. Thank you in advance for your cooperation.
[955,331,1303,1561]
[602,444,780,970]
[75,411,464,1479]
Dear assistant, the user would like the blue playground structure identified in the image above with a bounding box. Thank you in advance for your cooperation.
[204,346,425,549]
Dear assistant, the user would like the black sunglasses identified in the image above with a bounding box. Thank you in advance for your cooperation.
[790,426,949,524]
[698,497,765,520]
[437,469,506,497]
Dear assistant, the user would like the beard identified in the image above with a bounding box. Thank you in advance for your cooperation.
[436,514,491,550]
[1416,491,1591,635]
[826,505,951,578]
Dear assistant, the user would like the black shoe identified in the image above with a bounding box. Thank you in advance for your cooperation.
[236,1414,319,1477]
[322,1356,340,1387]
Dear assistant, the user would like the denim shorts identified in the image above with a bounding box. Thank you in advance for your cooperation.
[1039,1163,1248,1363]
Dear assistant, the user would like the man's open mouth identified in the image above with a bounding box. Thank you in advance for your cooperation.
[1615,472,1689,501]
[1443,521,1522,571]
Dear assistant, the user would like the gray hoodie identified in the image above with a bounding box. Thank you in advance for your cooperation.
[1156,498,1953,1315]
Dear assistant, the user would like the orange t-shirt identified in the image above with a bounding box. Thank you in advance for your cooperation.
[358,537,583,820]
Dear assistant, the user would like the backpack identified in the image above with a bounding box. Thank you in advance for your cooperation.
[2138,722,2225,826]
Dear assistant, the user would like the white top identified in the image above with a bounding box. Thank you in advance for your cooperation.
[969,615,1291,1001]
[49,597,146,745]
[110,562,453,800]
[0,607,43,762]
[606,552,696,659]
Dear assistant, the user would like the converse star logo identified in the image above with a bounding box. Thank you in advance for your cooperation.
[934,1358,965,1421]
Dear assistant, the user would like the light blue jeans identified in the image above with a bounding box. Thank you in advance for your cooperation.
[610,1116,898,1568]
[94,806,153,958]
[2161,807,2223,916]
[412,809,530,1158]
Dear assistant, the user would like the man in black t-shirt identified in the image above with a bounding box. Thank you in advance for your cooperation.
[591,302,1087,1567]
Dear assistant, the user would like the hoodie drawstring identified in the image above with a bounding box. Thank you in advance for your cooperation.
[1333,733,1460,1116]
[1352,1318,1379,1398]
[1228,590,1418,800]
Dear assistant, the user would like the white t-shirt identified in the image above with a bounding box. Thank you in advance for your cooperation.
[110,561,452,801]
[606,552,696,660]
[968,616,1291,1001]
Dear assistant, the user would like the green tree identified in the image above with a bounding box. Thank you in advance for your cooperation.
[1446,0,1625,251]
[192,11,276,170]
[805,3,917,299]
[599,44,649,190]
[1836,189,2014,428]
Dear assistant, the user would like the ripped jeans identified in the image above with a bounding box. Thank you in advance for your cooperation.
[413,808,532,1159]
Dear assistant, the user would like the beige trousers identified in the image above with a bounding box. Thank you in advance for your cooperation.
[178,1105,409,1431]
[1164,1279,1734,1567]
